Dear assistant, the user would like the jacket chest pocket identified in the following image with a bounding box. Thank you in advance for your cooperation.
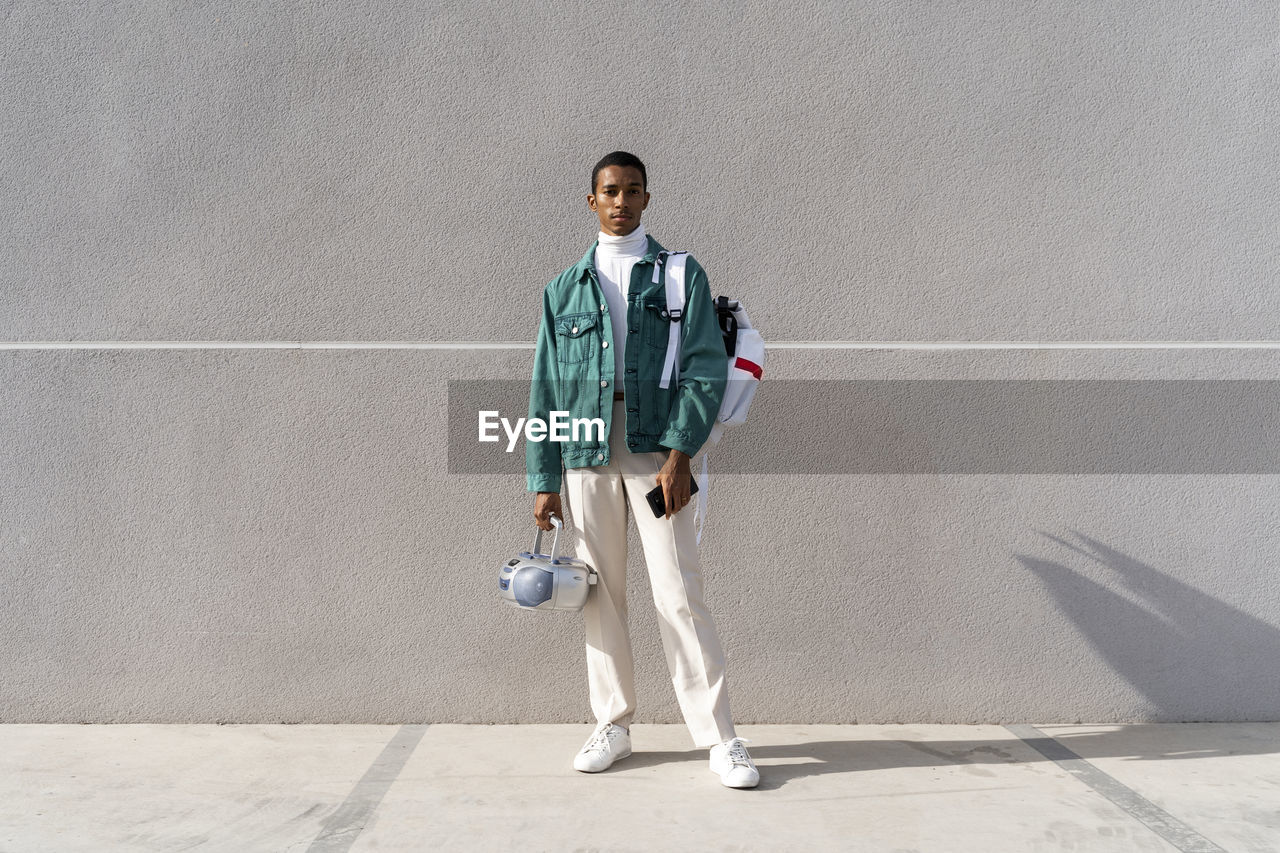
[554,312,599,364]
[641,297,675,351]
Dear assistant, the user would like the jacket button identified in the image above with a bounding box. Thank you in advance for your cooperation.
[596,453,604,461]
[571,326,578,333]
[600,380,608,387]
[602,341,608,348]
[600,303,606,311]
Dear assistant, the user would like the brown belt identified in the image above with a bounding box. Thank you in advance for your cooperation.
[613,391,625,401]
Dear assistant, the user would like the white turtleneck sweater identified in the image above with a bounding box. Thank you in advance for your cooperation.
[593,221,648,384]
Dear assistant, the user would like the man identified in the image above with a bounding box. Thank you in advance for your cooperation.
[525,151,760,788]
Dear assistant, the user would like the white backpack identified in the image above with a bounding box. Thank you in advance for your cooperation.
[655,251,765,542]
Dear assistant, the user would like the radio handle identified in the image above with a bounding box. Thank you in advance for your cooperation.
[531,513,563,562]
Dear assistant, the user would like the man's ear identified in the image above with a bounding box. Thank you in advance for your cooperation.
[587,193,597,211]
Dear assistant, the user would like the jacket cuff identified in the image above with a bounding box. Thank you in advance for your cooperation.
[527,473,562,494]
[657,427,705,459]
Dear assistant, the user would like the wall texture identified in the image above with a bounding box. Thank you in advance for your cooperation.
[3,1,1278,724]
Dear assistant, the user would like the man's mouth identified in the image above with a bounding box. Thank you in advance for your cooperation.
[612,214,630,220]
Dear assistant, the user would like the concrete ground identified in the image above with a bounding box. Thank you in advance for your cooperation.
[1,723,1277,853]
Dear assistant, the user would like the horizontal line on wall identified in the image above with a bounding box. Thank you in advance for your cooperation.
[1,340,1279,351]
[773,340,1280,350]
[0,341,537,350]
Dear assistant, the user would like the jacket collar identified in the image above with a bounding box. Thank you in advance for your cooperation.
[573,234,667,282]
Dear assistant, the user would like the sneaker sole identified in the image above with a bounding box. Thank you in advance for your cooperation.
[710,766,759,788]
[575,746,631,772]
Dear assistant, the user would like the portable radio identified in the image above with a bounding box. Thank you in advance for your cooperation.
[498,514,596,612]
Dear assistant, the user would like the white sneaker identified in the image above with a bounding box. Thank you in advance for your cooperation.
[709,736,759,788]
[573,722,631,772]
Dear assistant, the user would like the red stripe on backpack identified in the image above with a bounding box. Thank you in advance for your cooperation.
[734,357,763,380]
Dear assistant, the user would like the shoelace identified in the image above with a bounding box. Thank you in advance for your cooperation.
[722,736,753,767]
[583,725,618,753]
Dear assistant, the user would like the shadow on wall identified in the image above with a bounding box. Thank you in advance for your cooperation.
[1017,530,1280,722]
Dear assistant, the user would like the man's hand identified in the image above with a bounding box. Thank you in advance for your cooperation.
[655,449,692,519]
[534,491,562,530]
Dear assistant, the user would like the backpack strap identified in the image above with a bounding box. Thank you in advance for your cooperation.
[657,251,688,390]
[715,296,739,358]
[693,451,710,545]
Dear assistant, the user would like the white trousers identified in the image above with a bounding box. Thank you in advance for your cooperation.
[565,398,737,748]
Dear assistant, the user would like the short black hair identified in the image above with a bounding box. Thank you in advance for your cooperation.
[591,151,647,194]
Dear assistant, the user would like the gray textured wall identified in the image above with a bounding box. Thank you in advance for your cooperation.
[3,1,1278,724]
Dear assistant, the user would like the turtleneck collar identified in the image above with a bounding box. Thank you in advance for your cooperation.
[596,220,647,259]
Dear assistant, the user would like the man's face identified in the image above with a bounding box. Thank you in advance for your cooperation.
[588,165,650,237]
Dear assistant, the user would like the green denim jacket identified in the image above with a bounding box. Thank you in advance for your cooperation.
[525,234,728,494]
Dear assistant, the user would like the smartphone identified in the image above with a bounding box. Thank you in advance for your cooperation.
[645,474,700,518]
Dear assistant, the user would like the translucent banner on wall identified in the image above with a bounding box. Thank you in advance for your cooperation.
[448,379,1280,475]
